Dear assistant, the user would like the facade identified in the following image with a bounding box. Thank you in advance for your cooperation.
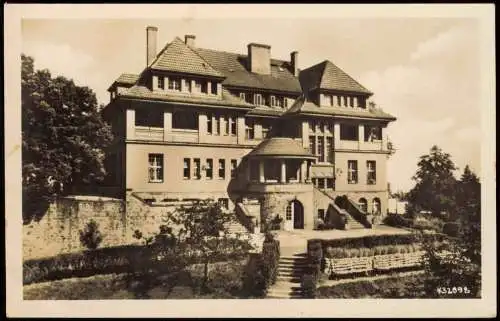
[102,26,397,232]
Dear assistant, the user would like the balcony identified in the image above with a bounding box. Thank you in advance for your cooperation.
[247,181,312,193]
[134,126,164,141]
[165,129,198,143]
[335,139,387,152]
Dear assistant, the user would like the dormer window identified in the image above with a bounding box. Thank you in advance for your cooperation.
[284,98,288,108]
[270,95,276,107]
[169,77,181,91]
[337,96,342,106]
[158,77,165,90]
[211,82,218,95]
[329,95,334,106]
[239,92,246,101]
[349,97,354,107]
[195,80,208,94]
[254,93,263,106]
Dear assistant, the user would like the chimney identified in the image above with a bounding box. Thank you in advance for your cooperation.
[247,43,271,75]
[146,26,158,66]
[291,51,299,77]
[185,35,196,47]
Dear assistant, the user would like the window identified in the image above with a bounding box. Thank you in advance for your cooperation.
[250,160,259,181]
[318,178,325,189]
[270,95,276,107]
[349,97,354,107]
[365,126,382,141]
[239,92,246,101]
[229,116,236,136]
[201,81,208,94]
[230,159,237,178]
[329,95,334,106]
[222,116,228,135]
[309,136,316,155]
[286,204,292,220]
[206,159,213,180]
[318,209,325,221]
[183,158,191,179]
[348,160,358,184]
[264,160,280,182]
[372,198,381,215]
[343,96,348,107]
[211,82,218,95]
[148,154,163,183]
[283,97,288,108]
[326,178,334,189]
[326,137,333,163]
[214,116,220,135]
[337,96,342,106]
[194,80,202,92]
[173,111,198,130]
[367,161,376,185]
[218,159,225,179]
[207,114,213,134]
[218,198,229,210]
[358,198,368,213]
[254,93,262,105]
[186,79,192,92]
[312,178,318,187]
[245,119,255,139]
[135,108,164,127]
[318,136,324,162]
[193,158,201,179]
[168,77,181,91]
[158,76,165,90]
[340,123,358,141]
[262,122,272,139]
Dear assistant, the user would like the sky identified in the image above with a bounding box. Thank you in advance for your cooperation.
[21,17,483,193]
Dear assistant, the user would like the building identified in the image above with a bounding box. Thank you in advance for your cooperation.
[101,26,397,233]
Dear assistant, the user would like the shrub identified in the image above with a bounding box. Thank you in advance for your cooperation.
[301,274,317,298]
[262,239,280,285]
[242,254,267,297]
[383,214,413,228]
[79,219,103,250]
[443,222,460,237]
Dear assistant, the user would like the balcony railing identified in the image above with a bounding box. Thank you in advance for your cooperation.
[135,126,164,141]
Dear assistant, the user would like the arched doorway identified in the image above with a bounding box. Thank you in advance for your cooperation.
[372,198,381,215]
[285,200,304,230]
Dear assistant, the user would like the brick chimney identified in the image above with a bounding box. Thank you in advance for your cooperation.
[291,51,299,77]
[185,35,196,47]
[247,43,271,75]
[146,26,158,66]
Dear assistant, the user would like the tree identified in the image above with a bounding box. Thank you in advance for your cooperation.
[163,200,254,293]
[79,219,104,250]
[407,145,458,217]
[415,165,481,298]
[22,54,113,223]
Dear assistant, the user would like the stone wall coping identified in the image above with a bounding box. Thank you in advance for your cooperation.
[61,195,123,202]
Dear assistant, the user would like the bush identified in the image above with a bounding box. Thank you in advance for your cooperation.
[443,222,460,237]
[301,274,317,298]
[308,234,419,251]
[383,214,413,228]
[79,220,103,250]
[242,254,267,297]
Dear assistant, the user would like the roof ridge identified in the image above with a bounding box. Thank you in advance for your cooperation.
[196,46,289,65]
[180,41,225,77]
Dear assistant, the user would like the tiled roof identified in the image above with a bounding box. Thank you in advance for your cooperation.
[119,85,253,109]
[247,137,315,159]
[194,48,302,93]
[150,38,224,78]
[286,100,396,121]
[115,73,139,84]
[299,60,372,95]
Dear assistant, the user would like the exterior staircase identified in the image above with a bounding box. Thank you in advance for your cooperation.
[267,254,308,299]
[345,213,366,229]
[225,221,251,235]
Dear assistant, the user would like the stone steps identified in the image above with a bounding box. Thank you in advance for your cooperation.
[267,254,310,299]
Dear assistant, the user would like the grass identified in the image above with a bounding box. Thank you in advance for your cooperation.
[24,260,249,300]
[316,273,428,298]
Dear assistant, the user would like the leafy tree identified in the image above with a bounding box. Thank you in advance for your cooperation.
[21,54,113,223]
[416,165,481,298]
[163,200,254,293]
[407,145,458,217]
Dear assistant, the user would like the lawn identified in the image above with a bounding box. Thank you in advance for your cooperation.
[24,260,250,300]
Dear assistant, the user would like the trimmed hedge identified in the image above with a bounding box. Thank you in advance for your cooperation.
[24,243,248,285]
[309,233,445,257]
[301,273,317,298]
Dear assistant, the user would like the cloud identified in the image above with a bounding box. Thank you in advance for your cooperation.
[359,24,481,192]
[22,41,109,105]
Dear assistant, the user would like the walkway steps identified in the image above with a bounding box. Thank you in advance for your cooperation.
[267,254,309,299]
